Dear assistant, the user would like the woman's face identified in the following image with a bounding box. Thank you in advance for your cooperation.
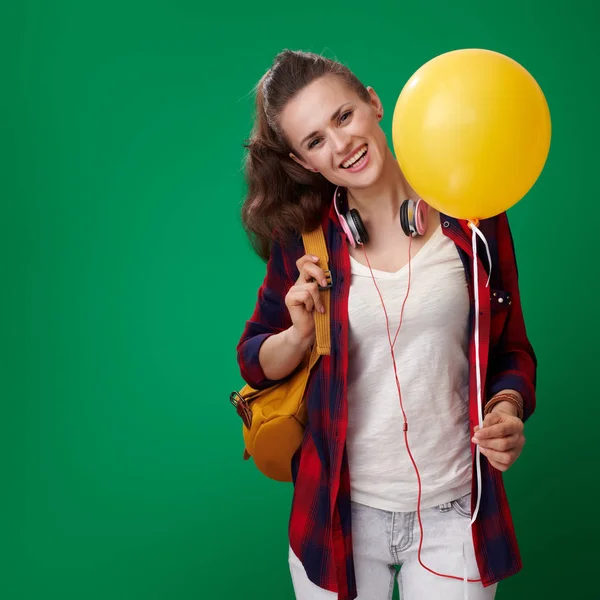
[279,75,387,189]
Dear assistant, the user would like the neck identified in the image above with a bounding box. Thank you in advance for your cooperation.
[346,147,417,220]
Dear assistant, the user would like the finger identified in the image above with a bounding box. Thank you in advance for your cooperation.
[291,283,325,314]
[479,446,518,469]
[487,458,510,472]
[287,289,315,312]
[296,254,319,269]
[482,412,503,427]
[474,434,521,452]
[296,255,321,280]
[298,262,327,287]
[301,282,325,314]
[474,421,521,440]
[473,412,506,434]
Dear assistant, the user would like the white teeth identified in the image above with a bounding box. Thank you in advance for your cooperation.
[342,145,367,168]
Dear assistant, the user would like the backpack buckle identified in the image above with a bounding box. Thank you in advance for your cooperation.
[318,269,333,291]
[230,391,252,428]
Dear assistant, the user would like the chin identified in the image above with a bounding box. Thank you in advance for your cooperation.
[345,162,384,190]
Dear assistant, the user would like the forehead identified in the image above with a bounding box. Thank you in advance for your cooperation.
[279,76,359,144]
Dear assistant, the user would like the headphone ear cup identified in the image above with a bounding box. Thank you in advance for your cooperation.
[400,200,412,237]
[414,199,428,236]
[400,199,428,237]
[348,209,369,245]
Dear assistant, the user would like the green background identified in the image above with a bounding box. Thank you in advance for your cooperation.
[2,1,597,598]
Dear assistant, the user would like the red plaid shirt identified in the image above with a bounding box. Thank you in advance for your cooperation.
[237,191,537,599]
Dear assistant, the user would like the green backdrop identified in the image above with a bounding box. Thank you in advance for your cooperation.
[2,1,598,598]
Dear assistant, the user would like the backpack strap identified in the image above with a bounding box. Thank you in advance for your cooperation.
[301,226,331,357]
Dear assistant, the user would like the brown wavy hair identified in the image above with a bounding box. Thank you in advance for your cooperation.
[241,49,371,261]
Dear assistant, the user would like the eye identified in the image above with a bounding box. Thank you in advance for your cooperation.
[308,138,321,149]
[340,110,353,123]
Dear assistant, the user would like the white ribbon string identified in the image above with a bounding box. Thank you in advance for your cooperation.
[470,222,492,288]
[462,220,493,600]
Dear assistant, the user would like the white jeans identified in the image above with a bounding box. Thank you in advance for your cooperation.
[289,493,498,600]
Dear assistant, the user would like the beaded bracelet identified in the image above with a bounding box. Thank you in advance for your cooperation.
[484,392,524,421]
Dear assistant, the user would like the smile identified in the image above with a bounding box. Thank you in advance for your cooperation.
[340,144,368,169]
[340,144,369,171]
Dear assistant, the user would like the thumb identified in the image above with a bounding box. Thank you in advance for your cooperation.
[482,412,503,428]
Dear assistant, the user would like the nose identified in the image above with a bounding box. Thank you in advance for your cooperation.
[330,130,353,159]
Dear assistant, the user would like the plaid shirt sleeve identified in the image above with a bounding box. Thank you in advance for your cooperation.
[486,212,537,422]
[236,240,294,390]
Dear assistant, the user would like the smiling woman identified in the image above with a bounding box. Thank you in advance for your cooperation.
[235,49,536,600]
[241,51,378,261]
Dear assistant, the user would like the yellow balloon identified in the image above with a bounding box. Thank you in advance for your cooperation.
[392,49,551,220]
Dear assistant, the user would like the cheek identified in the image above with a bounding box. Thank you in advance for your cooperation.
[313,150,335,171]
[352,114,384,150]
[356,112,378,132]
[371,129,390,162]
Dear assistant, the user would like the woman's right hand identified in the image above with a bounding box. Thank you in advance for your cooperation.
[284,254,328,345]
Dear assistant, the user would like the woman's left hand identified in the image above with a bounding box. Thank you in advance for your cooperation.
[471,406,525,472]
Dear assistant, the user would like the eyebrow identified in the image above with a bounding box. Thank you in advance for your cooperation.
[300,104,349,147]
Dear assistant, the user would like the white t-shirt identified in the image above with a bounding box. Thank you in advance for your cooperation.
[346,225,472,512]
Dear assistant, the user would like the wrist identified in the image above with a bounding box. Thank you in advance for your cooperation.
[485,389,524,420]
[490,400,519,417]
[286,325,315,352]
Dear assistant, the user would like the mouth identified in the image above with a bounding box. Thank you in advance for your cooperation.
[340,144,369,171]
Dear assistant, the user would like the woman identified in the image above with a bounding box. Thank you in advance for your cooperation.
[236,49,536,600]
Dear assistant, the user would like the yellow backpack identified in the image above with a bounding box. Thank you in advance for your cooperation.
[230,226,331,482]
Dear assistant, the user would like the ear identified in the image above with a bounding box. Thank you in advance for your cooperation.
[366,86,384,119]
[289,151,317,172]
